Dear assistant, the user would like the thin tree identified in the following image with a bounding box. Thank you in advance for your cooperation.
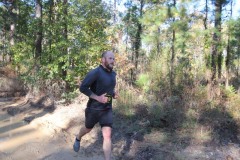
[123,0,144,83]
[61,0,69,89]
[10,0,17,53]
[204,0,211,68]
[35,0,42,60]
[211,0,220,82]
[210,0,229,98]
[48,0,53,57]
[225,0,233,87]
[133,0,144,81]
[169,0,176,94]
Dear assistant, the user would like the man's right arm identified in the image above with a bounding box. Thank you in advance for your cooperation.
[79,69,108,103]
[79,70,97,97]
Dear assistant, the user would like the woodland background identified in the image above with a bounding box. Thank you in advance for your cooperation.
[1,1,240,158]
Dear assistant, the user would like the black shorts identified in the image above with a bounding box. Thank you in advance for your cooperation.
[85,107,113,129]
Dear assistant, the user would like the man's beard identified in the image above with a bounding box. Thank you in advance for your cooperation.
[105,62,114,71]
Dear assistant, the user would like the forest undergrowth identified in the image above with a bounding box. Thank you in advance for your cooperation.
[112,77,240,159]
[1,65,240,159]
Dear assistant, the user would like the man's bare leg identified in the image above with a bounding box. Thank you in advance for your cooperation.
[102,126,112,160]
[77,126,92,140]
[73,126,92,152]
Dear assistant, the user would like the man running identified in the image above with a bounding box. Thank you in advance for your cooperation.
[73,51,118,160]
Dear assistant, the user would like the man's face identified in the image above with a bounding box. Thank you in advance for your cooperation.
[103,52,115,71]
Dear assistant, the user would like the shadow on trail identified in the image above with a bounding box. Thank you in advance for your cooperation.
[40,148,105,160]
[199,106,239,146]
[74,99,239,159]
[0,96,56,135]
[62,95,188,160]
[48,93,240,160]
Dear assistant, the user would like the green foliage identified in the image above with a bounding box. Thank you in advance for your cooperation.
[1,0,240,107]
[221,85,236,98]
[148,104,165,128]
[12,42,33,62]
[146,53,173,98]
[226,94,240,119]
[66,0,111,77]
[61,89,79,104]
[3,0,112,98]
[115,88,136,117]
[136,73,151,92]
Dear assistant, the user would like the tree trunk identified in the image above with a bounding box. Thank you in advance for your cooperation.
[62,0,69,90]
[157,27,161,56]
[204,0,210,68]
[170,0,176,95]
[203,0,208,30]
[131,46,135,83]
[237,45,240,78]
[35,0,42,60]
[10,24,15,45]
[132,0,144,82]
[225,0,233,88]
[0,28,6,62]
[10,0,16,47]
[113,0,117,23]
[49,0,53,59]
[216,1,222,80]
[170,29,175,94]
[209,0,223,99]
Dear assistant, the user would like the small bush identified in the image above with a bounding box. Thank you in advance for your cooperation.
[61,89,79,104]
[115,89,136,117]
[148,103,167,128]
[136,73,151,92]
[226,94,240,119]
[221,85,237,99]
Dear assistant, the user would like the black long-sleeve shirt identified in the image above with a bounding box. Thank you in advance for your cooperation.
[80,65,116,110]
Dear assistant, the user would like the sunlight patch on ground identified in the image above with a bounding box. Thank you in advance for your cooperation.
[0,111,47,152]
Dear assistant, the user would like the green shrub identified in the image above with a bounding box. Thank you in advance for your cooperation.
[136,73,151,92]
[221,85,236,98]
[115,89,136,117]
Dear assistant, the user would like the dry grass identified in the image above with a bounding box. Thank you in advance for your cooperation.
[192,125,212,143]
[114,81,240,151]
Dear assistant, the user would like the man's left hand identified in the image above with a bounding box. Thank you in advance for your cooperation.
[113,92,119,99]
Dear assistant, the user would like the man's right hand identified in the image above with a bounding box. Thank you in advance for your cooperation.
[90,93,108,103]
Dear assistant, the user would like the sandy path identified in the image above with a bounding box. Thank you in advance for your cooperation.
[1,97,240,160]
[0,98,105,160]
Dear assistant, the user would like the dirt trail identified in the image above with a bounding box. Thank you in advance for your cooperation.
[0,98,105,160]
[1,97,240,160]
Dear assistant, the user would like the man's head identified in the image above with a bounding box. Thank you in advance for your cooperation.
[101,51,115,71]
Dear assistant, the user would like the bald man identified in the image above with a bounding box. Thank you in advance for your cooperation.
[73,51,118,160]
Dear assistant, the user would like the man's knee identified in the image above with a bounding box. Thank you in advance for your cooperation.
[102,126,112,139]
